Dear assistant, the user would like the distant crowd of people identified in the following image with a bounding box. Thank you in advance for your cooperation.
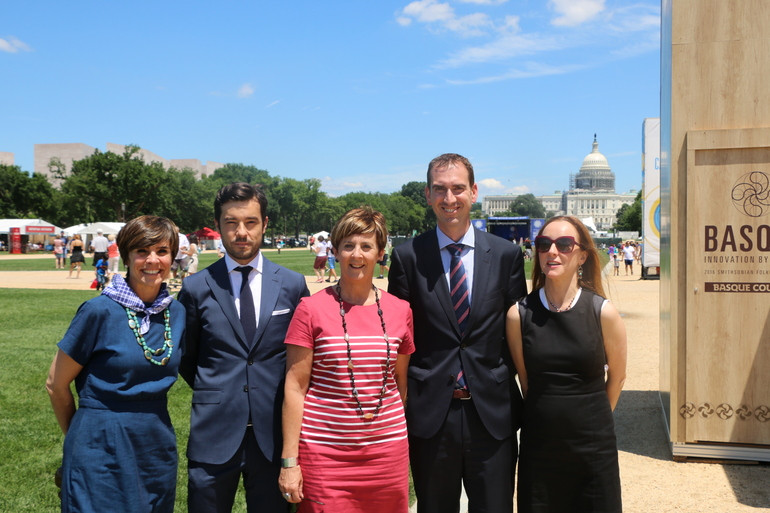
[607,240,642,276]
[46,153,628,513]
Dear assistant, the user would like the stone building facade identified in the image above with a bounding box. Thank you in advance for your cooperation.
[33,142,224,186]
[482,136,636,231]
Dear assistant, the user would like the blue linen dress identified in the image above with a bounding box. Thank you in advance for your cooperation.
[58,295,185,513]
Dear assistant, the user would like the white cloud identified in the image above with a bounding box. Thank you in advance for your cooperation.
[509,185,531,194]
[446,61,583,84]
[606,4,659,34]
[477,179,531,198]
[398,0,492,37]
[548,0,605,27]
[399,1,659,85]
[479,178,505,189]
[0,36,31,53]
[402,0,454,24]
[265,100,281,108]
[237,83,255,98]
[437,18,558,68]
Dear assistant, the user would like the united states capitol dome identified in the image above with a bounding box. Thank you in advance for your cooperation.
[575,134,615,191]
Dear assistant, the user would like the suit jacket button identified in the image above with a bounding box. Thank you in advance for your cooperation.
[460,343,467,350]
[243,385,249,392]
[247,359,253,365]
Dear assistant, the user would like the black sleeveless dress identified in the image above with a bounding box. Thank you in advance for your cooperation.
[70,244,85,264]
[517,289,621,513]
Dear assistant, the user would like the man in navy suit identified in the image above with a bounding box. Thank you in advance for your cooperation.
[179,182,309,513]
[388,154,527,513]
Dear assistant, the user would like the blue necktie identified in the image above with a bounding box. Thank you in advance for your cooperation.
[447,244,470,389]
[237,266,256,342]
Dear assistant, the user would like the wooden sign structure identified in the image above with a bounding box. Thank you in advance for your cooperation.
[660,0,770,461]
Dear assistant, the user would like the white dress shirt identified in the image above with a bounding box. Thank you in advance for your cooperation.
[436,225,475,305]
[224,252,263,329]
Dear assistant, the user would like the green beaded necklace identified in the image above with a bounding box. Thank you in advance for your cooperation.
[125,307,173,366]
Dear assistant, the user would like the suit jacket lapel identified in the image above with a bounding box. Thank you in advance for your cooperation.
[252,258,281,351]
[205,258,250,351]
[419,231,462,338]
[468,228,492,331]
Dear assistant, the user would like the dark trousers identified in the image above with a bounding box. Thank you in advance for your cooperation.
[410,398,516,513]
[188,427,288,513]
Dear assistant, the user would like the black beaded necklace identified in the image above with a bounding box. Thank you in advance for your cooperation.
[334,283,391,420]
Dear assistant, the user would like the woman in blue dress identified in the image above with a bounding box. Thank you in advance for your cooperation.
[46,215,185,513]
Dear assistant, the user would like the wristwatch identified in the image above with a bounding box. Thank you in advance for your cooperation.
[281,457,298,468]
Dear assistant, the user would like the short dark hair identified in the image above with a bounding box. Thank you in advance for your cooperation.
[214,182,268,224]
[427,153,475,187]
[117,215,179,269]
[330,207,388,252]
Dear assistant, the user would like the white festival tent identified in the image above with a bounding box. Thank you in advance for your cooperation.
[63,222,126,237]
[0,218,63,249]
[0,218,62,235]
[63,222,126,248]
[312,231,330,241]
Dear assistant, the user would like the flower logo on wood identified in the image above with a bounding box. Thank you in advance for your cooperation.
[698,403,714,418]
[736,405,753,420]
[715,403,733,420]
[731,171,770,217]
[679,402,696,419]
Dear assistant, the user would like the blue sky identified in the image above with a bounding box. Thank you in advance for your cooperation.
[2,0,660,199]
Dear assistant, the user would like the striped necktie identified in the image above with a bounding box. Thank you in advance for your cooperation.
[447,244,470,389]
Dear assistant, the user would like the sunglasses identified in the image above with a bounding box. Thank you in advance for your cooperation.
[535,236,584,254]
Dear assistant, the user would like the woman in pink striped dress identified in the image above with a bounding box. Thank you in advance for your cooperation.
[279,207,415,512]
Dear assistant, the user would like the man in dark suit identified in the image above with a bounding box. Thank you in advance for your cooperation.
[388,154,527,513]
[179,182,309,513]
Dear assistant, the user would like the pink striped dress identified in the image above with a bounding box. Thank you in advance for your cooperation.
[285,287,415,513]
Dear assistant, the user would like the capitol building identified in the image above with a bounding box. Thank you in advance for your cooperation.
[483,135,637,232]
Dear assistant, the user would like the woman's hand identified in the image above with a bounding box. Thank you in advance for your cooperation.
[278,465,303,503]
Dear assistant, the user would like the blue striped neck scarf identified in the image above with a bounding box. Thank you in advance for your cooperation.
[102,273,173,335]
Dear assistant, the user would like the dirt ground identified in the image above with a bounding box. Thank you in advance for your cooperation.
[2,255,768,512]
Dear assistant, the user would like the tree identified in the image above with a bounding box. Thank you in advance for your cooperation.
[271,178,325,237]
[209,163,274,190]
[614,191,642,232]
[57,146,166,225]
[0,165,59,220]
[499,194,546,218]
[156,168,215,233]
[399,181,434,232]
[384,193,425,235]
[470,202,485,220]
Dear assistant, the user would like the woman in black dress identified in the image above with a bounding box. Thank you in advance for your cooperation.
[67,234,85,279]
[506,215,627,513]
